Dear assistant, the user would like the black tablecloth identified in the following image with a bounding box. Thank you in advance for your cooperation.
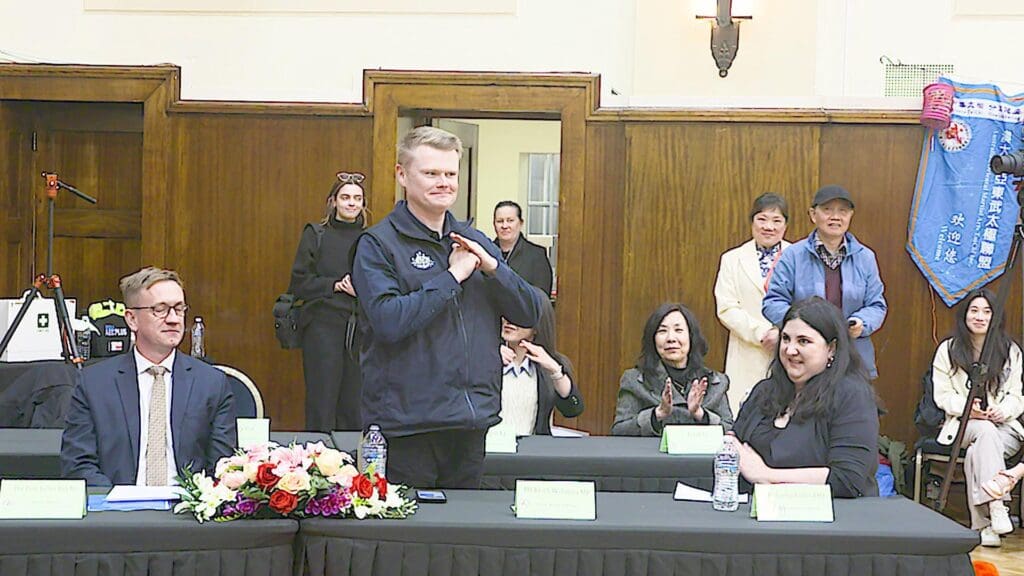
[0,509,297,576]
[0,428,62,478]
[331,433,711,492]
[299,491,978,576]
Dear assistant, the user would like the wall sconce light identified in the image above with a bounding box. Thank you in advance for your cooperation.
[695,0,753,78]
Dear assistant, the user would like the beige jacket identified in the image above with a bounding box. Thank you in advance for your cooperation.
[714,239,790,415]
[932,338,1024,445]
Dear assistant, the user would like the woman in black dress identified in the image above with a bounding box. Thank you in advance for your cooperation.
[732,296,879,498]
[289,171,366,432]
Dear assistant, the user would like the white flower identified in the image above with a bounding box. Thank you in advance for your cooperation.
[354,505,368,519]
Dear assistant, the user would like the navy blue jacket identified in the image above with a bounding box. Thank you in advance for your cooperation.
[352,201,543,437]
[60,352,236,486]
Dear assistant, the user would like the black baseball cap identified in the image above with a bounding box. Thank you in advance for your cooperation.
[812,185,854,208]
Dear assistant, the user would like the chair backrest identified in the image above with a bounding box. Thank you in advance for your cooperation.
[214,365,264,419]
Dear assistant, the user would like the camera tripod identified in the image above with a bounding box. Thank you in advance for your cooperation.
[933,172,1024,511]
[0,172,97,369]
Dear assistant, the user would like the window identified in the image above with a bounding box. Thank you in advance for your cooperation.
[522,153,559,290]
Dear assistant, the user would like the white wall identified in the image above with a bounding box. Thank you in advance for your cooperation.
[456,119,561,239]
[1,0,1021,106]
[0,0,636,104]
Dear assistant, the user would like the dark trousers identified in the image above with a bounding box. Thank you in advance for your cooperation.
[301,313,362,432]
[386,429,487,489]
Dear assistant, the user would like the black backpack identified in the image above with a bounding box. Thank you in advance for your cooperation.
[914,368,946,437]
[273,224,325,350]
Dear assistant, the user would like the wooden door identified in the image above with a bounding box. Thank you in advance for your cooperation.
[18,102,144,312]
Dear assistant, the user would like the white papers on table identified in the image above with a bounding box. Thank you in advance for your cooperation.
[673,482,748,503]
[106,485,182,502]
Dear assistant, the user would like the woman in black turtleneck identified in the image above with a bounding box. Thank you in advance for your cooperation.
[611,302,733,436]
[289,172,367,432]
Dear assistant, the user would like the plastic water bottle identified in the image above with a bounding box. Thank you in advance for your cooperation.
[190,317,205,358]
[358,424,388,479]
[712,435,740,511]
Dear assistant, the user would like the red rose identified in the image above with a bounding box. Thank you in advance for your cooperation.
[255,462,279,490]
[353,474,375,499]
[268,490,298,515]
[375,475,388,499]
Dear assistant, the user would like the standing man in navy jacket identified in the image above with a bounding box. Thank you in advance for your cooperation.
[352,126,543,489]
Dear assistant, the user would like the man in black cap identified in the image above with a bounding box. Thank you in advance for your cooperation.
[762,185,887,378]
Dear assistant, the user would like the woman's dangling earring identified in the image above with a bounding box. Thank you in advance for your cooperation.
[826,356,834,369]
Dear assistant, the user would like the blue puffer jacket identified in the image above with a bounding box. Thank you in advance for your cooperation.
[351,201,543,437]
[763,230,887,378]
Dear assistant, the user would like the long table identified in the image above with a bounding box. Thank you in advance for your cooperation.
[0,508,297,576]
[298,490,978,576]
[332,432,713,492]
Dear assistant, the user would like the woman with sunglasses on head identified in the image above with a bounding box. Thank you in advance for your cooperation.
[289,171,368,432]
[930,289,1023,547]
[498,291,583,435]
[731,297,879,498]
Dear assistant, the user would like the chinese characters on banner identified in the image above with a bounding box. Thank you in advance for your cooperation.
[907,78,1024,306]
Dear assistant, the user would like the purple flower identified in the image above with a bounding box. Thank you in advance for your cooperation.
[234,496,259,516]
[305,497,323,516]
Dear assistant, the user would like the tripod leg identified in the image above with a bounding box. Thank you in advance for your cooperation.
[0,283,43,360]
[50,280,83,370]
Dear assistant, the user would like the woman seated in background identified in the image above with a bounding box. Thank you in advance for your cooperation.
[931,289,1022,547]
[732,296,879,498]
[611,303,732,436]
[499,293,583,435]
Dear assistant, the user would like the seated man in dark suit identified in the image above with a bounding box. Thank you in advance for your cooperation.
[61,267,235,486]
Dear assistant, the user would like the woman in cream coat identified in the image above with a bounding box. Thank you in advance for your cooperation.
[714,193,790,415]
[932,288,1023,547]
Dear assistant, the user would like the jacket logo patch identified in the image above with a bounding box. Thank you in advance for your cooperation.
[410,251,435,270]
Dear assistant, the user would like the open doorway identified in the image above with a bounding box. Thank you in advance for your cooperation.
[394,114,561,297]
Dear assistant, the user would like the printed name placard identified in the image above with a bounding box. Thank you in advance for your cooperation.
[0,479,86,519]
[659,425,724,454]
[236,418,270,449]
[485,420,517,454]
[514,480,596,521]
[752,484,834,522]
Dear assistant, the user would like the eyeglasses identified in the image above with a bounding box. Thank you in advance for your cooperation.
[128,303,189,319]
[337,172,365,185]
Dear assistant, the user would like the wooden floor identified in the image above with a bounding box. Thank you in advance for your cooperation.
[939,487,1024,575]
[972,532,1024,575]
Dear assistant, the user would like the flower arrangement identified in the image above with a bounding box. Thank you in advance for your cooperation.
[174,441,416,523]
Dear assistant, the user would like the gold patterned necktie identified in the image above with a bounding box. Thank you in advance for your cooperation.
[145,365,169,486]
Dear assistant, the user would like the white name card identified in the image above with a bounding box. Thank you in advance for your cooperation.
[752,484,834,522]
[514,480,596,521]
[660,425,724,455]
[485,420,518,453]
[236,418,270,449]
[0,479,86,519]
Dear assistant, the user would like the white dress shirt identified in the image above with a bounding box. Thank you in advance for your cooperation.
[133,347,178,486]
[500,358,539,437]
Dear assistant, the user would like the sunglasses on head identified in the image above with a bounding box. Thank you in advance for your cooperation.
[337,172,365,185]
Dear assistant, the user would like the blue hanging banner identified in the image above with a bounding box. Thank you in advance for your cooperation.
[907,78,1024,307]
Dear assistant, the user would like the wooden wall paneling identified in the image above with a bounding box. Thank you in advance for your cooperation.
[0,103,33,296]
[170,113,373,429]
[565,122,626,434]
[818,124,1021,444]
[619,122,820,432]
[142,76,176,266]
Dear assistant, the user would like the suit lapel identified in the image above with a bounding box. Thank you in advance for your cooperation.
[738,240,765,296]
[170,354,195,466]
[114,354,142,467]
